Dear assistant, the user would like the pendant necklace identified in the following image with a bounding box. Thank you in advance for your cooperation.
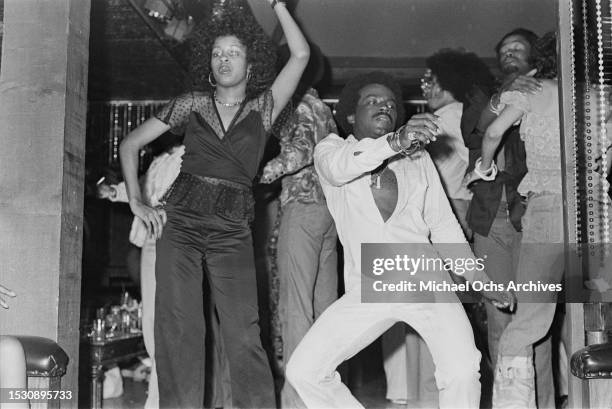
[371,161,389,189]
[214,91,243,108]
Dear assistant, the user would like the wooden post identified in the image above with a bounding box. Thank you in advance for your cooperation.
[0,0,91,406]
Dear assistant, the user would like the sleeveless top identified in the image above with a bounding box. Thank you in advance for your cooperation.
[155,90,274,187]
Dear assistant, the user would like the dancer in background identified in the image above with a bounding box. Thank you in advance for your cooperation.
[461,28,557,408]
[474,31,562,408]
[119,0,310,406]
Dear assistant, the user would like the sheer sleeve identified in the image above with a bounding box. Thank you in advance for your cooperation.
[154,92,195,134]
[255,89,275,133]
[500,90,531,113]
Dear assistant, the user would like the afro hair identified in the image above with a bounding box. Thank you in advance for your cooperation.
[532,31,557,79]
[426,49,496,104]
[187,2,277,99]
[495,28,538,56]
[335,71,405,135]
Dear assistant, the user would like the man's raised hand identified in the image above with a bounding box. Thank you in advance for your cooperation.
[397,112,442,148]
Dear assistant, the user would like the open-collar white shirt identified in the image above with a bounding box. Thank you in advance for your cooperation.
[314,133,479,294]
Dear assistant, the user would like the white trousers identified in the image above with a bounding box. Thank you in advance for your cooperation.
[140,239,159,409]
[286,291,482,409]
[382,323,437,405]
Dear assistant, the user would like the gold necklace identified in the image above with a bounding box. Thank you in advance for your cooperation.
[214,91,244,108]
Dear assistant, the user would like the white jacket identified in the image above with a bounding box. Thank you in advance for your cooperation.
[109,145,185,247]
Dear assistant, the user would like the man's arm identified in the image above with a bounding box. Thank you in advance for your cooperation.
[261,96,335,183]
[480,105,524,170]
[261,135,313,183]
[463,73,541,171]
[314,134,397,187]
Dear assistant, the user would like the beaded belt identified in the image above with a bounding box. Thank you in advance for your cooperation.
[161,172,255,222]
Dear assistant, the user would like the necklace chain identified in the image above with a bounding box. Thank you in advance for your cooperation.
[214,91,244,108]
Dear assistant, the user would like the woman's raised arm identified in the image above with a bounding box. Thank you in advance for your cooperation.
[266,1,310,123]
[480,105,524,170]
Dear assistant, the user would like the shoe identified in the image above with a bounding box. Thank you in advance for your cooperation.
[492,355,536,409]
[389,398,407,405]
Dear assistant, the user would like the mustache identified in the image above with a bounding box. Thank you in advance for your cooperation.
[373,111,392,121]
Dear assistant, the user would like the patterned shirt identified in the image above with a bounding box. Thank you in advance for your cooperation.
[260,88,337,206]
[500,80,561,195]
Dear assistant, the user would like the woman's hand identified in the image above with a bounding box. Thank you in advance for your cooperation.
[482,288,517,311]
[500,68,542,95]
[0,284,16,309]
[129,199,167,240]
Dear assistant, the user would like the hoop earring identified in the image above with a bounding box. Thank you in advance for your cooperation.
[208,72,217,87]
[247,71,252,83]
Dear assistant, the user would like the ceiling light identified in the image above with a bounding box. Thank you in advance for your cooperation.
[144,0,173,21]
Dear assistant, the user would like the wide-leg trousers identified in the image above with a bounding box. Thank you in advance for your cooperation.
[154,203,275,409]
[277,201,338,408]
[286,291,482,409]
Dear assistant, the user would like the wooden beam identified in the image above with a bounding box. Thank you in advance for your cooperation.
[0,0,90,404]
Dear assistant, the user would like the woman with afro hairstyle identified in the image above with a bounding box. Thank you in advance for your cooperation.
[473,32,564,408]
[119,1,309,407]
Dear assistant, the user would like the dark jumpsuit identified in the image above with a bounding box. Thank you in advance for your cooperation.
[153,90,275,409]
